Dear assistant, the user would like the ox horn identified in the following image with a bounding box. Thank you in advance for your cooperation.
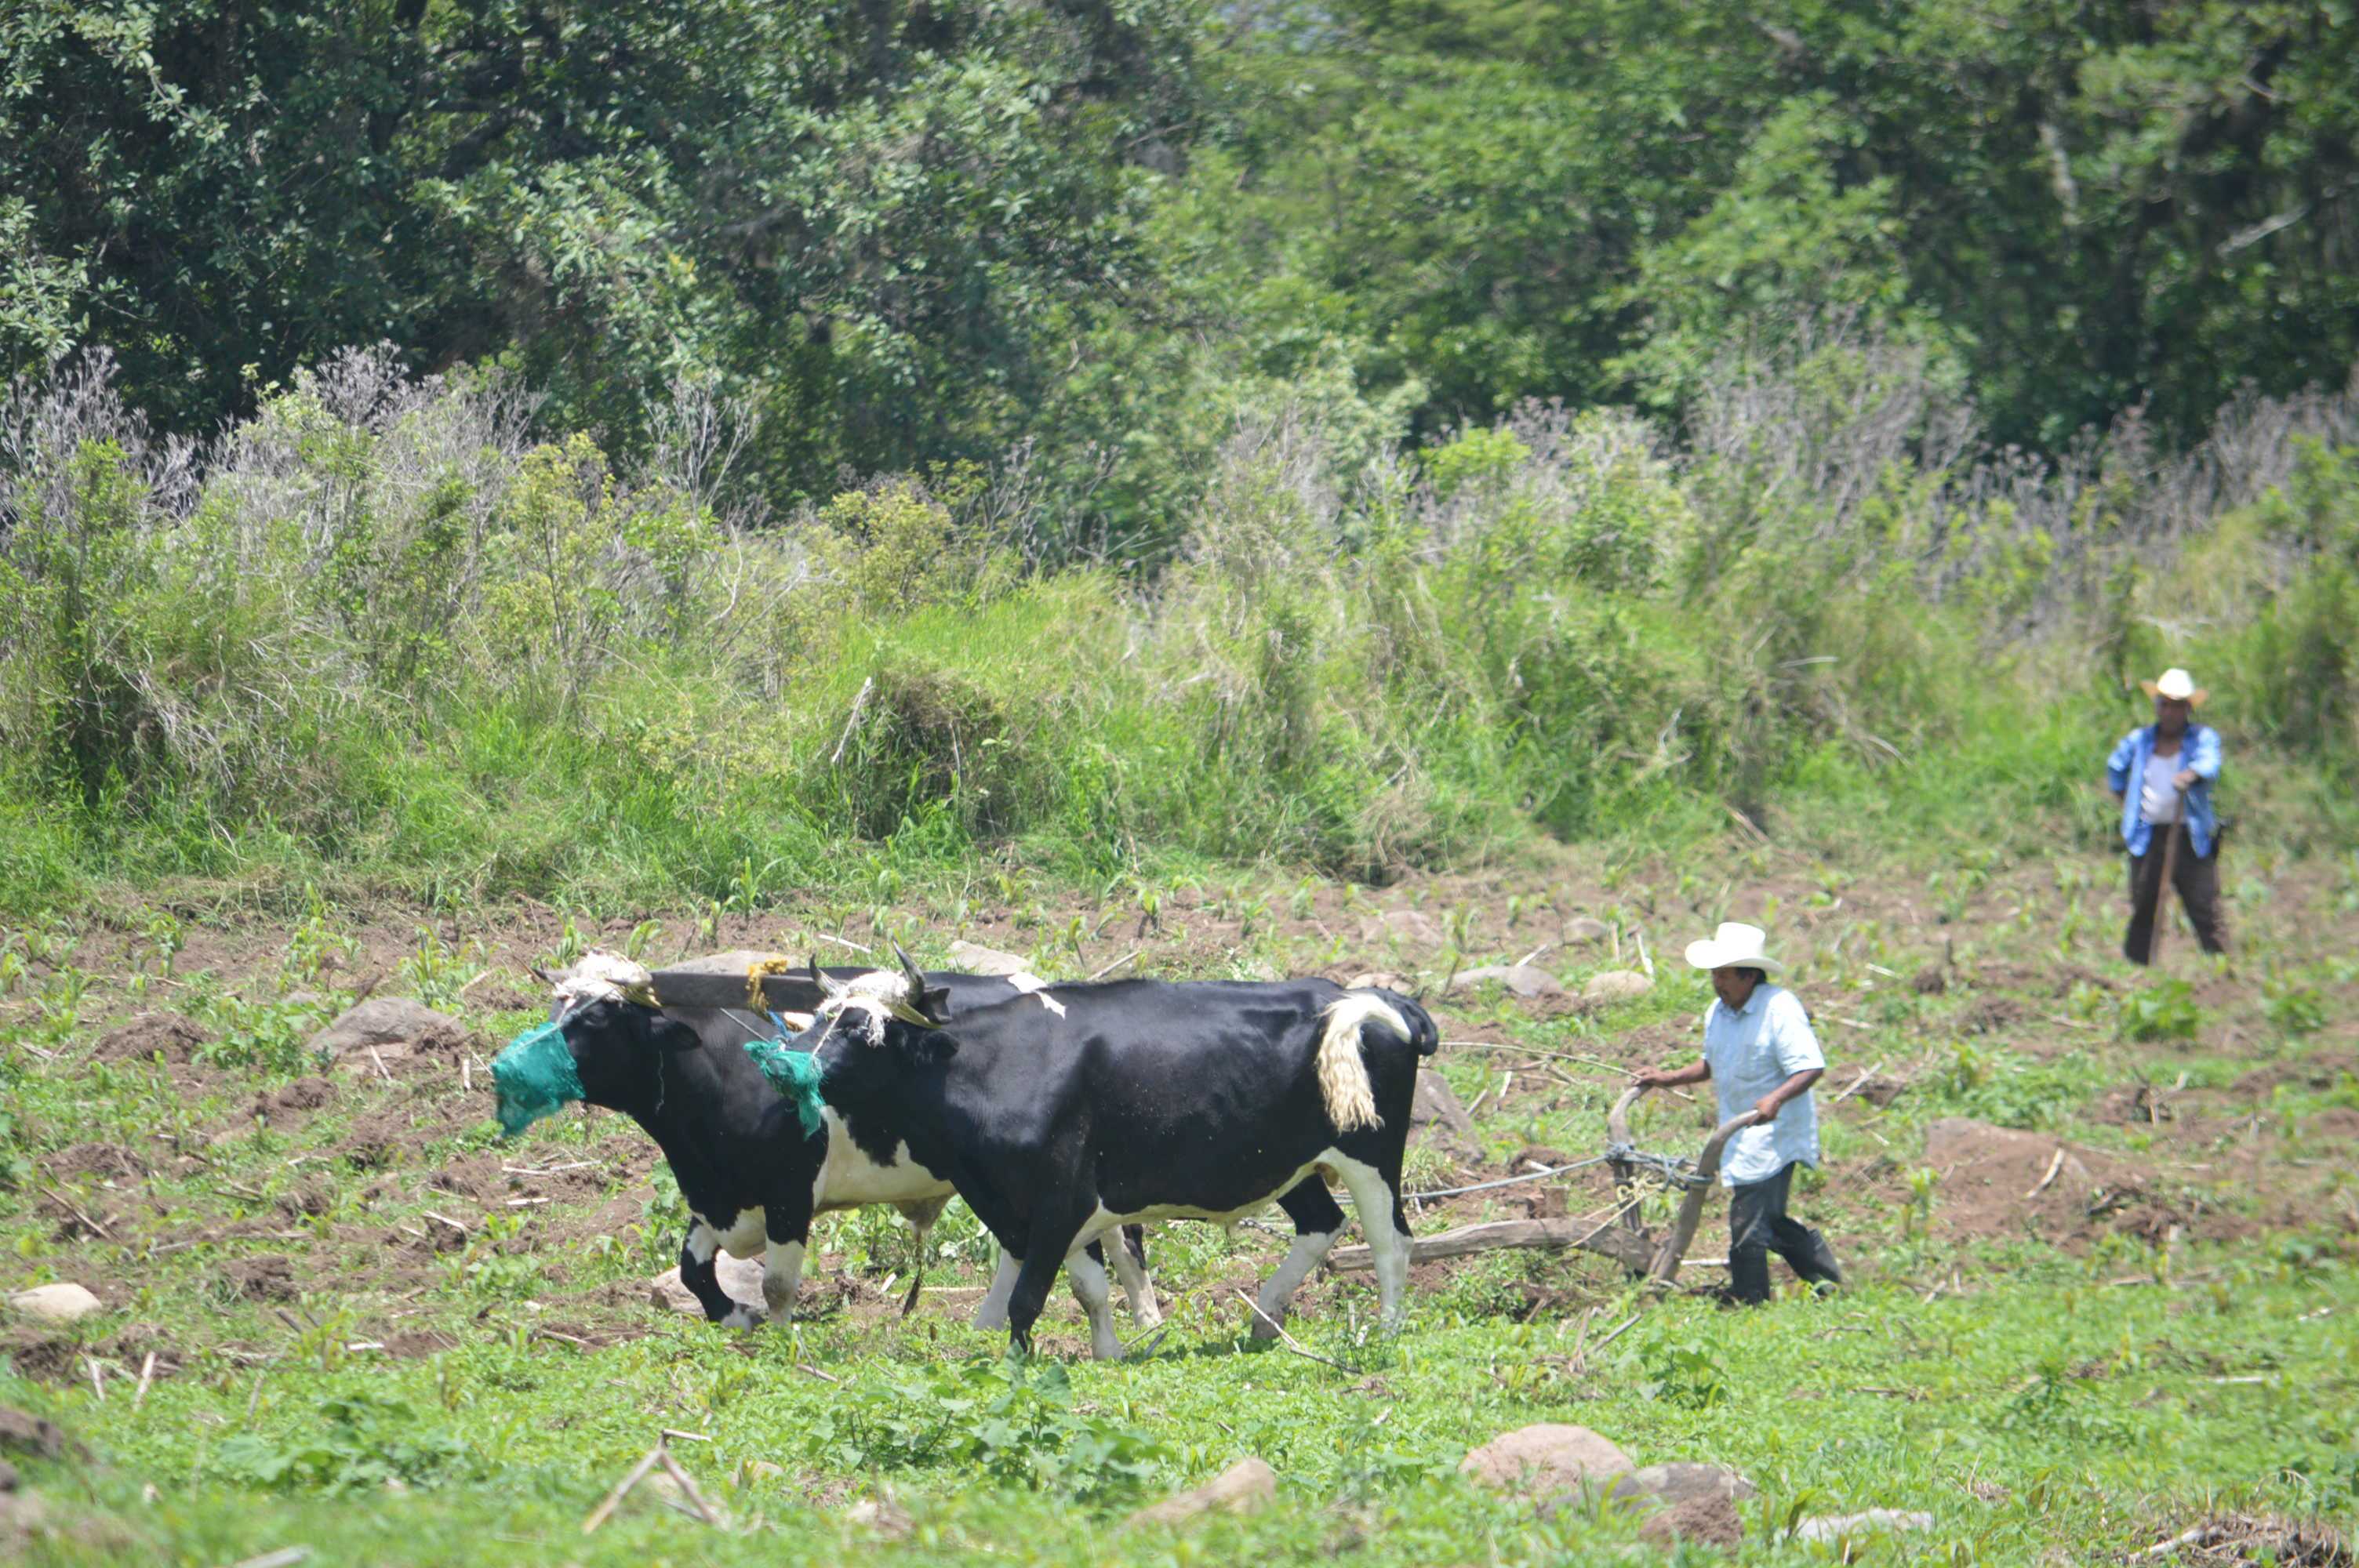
[891,939,927,1000]
[808,956,849,1000]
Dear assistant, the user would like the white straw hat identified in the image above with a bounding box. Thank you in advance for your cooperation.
[2139,667,2208,706]
[1684,921,1783,973]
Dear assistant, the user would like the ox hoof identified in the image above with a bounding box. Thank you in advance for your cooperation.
[720,1305,769,1330]
[1247,1312,1281,1341]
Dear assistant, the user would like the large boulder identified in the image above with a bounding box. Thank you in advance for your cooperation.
[649,1255,767,1318]
[1460,1425,1633,1504]
[309,997,463,1062]
[1447,964,1565,1000]
[1608,1462,1757,1512]
[1126,1458,1276,1529]
[1582,971,1654,1004]
[947,940,1033,978]
[4,1285,102,1326]
[1793,1510,1932,1544]
[1410,1070,1475,1142]
[663,949,791,978]
[1361,909,1445,950]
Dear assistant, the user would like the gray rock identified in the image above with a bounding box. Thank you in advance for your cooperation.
[307,996,460,1060]
[1793,1510,1933,1544]
[1582,970,1654,1004]
[663,949,793,977]
[4,1284,102,1326]
[1126,1457,1276,1529]
[1460,1424,1634,1502]
[1344,971,1409,992]
[1410,1070,1474,1140]
[648,1255,766,1320]
[1447,964,1565,999]
[1608,1462,1757,1511]
[1563,917,1612,946]
[946,939,1032,978]
[1363,909,1445,949]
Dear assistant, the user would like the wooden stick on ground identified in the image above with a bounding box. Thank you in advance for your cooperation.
[1086,949,1143,982]
[133,1351,157,1411]
[2026,1145,2066,1200]
[1830,1061,1887,1105]
[1234,1292,1352,1373]
[656,1445,724,1526]
[583,1445,668,1535]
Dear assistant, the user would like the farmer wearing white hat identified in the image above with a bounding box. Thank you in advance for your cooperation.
[2105,667,2226,964]
[1634,922,1842,1305]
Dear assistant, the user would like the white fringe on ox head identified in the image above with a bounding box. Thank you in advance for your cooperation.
[548,950,660,1017]
[807,957,937,1047]
[1317,992,1412,1133]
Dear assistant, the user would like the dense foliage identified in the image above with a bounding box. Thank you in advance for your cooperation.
[6,1,2356,517]
[1,340,2353,910]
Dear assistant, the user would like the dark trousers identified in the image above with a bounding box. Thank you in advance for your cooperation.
[1727,1162,1841,1305]
[2124,826,2227,964]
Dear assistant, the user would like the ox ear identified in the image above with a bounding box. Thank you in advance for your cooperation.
[642,1008,704,1054]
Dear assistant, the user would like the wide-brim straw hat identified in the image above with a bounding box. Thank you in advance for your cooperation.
[2139,667,2208,706]
[1684,921,1783,973]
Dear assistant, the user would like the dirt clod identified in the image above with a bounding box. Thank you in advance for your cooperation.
[91,1013,209,1065]
[224,1255,300,1302]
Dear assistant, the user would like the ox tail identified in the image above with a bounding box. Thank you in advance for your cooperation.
[1317,992,1412,1133]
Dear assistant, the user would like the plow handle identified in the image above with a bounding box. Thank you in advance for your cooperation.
[1614,1082,1764,1289]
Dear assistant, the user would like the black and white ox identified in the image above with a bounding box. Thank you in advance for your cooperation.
[522,954,1155,1332]
[787,949,1441,1357]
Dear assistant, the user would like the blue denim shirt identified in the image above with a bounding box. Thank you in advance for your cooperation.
[2106,723,2221,858]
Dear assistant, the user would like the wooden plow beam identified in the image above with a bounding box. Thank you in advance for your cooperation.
[1328,1086,1761,1291]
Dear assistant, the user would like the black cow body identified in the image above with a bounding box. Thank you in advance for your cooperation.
[529,964,1155,1331]
[795,972,1441,1356]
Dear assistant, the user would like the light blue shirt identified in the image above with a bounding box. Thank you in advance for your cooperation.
[1703,983,1824,1188]
[2106,723,2220,858]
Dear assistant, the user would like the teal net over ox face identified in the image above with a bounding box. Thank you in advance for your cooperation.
[490,1019,585,1138]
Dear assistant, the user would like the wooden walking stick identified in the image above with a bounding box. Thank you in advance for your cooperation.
[2146,786,2185,966]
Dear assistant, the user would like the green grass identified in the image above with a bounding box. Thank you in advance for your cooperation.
[8,824,2359,1564]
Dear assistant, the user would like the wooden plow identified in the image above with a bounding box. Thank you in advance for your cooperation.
[1327,1086,1762,1291]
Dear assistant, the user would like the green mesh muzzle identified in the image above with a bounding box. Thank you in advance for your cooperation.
[492,1019,586,1138]
[742,1036,827,1138]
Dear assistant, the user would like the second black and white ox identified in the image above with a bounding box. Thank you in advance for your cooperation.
[520,955,1155,1334]
[791,953,1441,1356]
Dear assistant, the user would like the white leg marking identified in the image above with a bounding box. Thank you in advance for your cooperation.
[721,1304,766,1330]
[973,1248,1018,1331]
[685,1221,720,1265]
[1065,1247,1123,1361]
[1331,1153,1412,1333]
[764,1239,806,1329]
[1252,1226,1340,1339]
[1110,1234,1162,1327]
